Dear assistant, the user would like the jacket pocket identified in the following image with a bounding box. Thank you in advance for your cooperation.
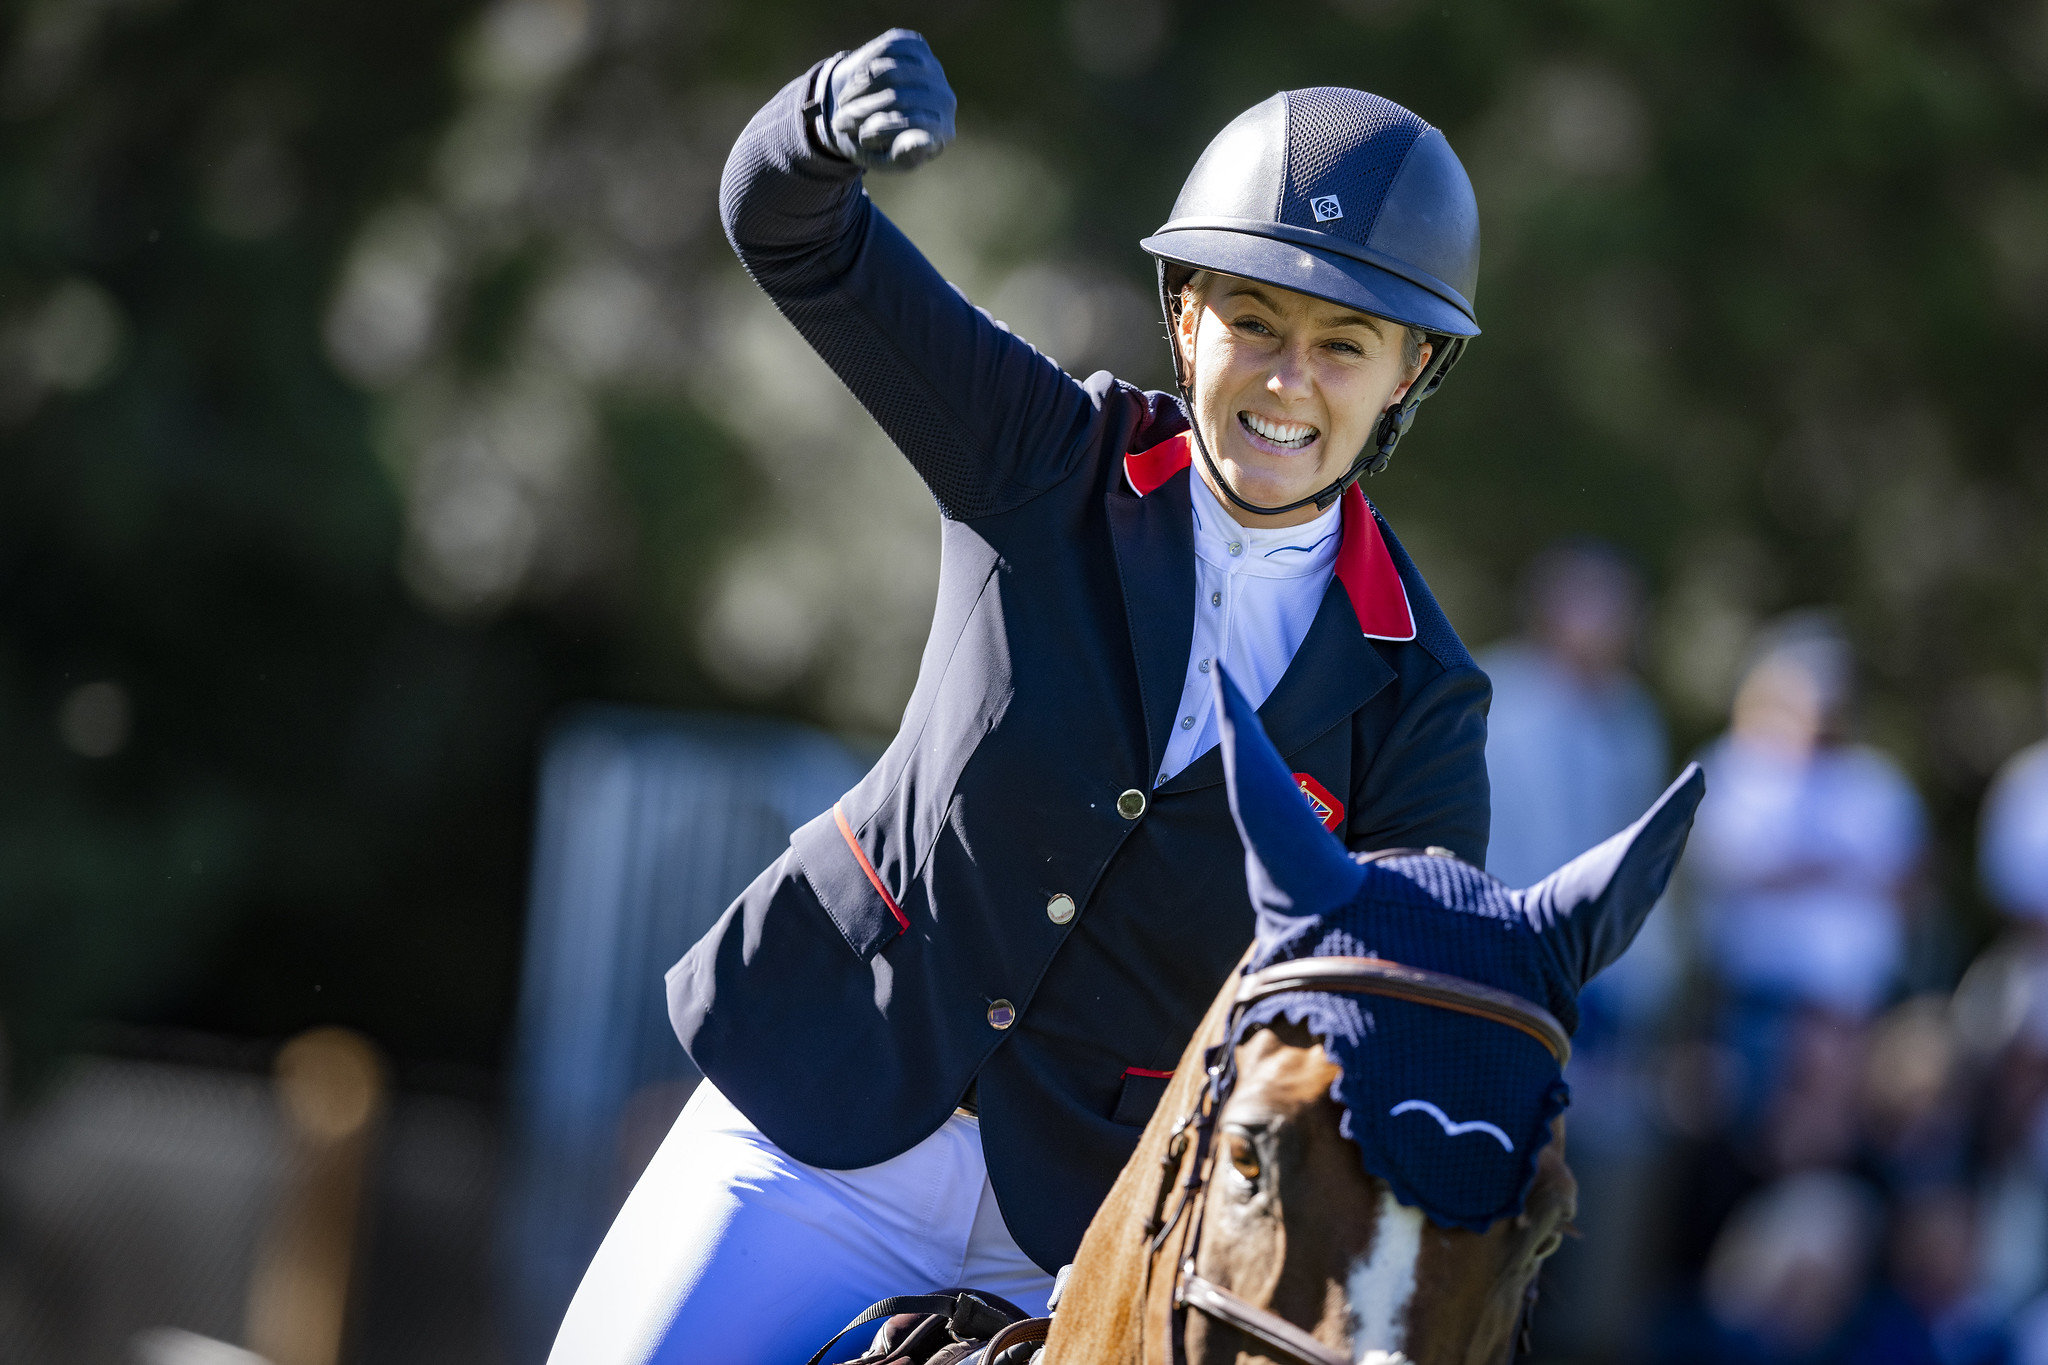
[789,802,911,962]
[1111,1069,1173,1127]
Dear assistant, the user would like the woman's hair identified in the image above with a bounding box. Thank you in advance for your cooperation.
[1178,269,1426,373]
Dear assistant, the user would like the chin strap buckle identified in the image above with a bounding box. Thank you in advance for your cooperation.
[1366,402,1418,477]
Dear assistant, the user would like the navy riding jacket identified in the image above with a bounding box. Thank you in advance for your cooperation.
[667,64,1492,1273]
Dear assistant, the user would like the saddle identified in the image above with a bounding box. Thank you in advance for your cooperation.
[804,1288,1052,1365]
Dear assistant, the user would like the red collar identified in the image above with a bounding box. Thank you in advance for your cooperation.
[1123,432,1416,642]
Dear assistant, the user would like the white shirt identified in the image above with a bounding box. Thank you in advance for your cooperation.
[1155,475,1343,785]
[1983,740,2048,921]
[1689,734,1926,1015]
[1479,643,1669,886]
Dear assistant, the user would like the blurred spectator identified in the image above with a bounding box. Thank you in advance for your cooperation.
[1862,997,1972,1193]
[1953,932,2048,1322]
[1484,543,1668,882]
[1483,542,1675,1051]
[1890,1186,2011,1365]
[1940,685,2048,1340]
[1657,1170,1939,1365]
[1482,541,1672,1359]
[1980,679,2048,928]
[1688,612,1928,1115]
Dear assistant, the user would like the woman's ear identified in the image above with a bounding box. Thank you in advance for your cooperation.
[1391,339,1433,404]
[1175,287,1202,379]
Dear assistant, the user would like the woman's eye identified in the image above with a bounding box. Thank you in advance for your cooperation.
[1328,340,1362,356]
[1234,317,1273,336]
[1227,1133,1261,1183]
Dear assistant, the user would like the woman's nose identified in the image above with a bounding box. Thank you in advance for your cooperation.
[1266,347,1313,396]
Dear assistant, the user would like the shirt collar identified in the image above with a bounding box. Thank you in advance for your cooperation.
[1191,472,1341,579]
[1124,431,1417,641]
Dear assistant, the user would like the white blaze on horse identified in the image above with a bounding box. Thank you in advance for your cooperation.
[1039,667,1704,1365]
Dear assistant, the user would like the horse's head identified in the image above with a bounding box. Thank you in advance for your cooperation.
[1098,669,1703,1365]
[1184,1020,1576,1365]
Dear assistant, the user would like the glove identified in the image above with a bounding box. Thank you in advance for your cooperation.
[812,28,956,172]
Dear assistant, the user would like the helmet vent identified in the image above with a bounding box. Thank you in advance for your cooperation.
[1280,87,1428,244]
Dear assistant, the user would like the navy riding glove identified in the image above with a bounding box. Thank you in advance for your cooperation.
[813,28,956,172]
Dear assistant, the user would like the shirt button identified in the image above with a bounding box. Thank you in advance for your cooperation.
[1046,893,1075,924]
[988,999,1017,1030]
[1180,716,1194,730]
[1211,591,1222,607]
[1227,541,1243,556]
[1198,658,1210,673]
[1116,788,1147,819]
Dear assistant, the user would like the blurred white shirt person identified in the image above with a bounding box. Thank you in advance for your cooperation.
[1690,613,1927,1020]
[1482,542,1673,1035]
[1983,708,2048,926]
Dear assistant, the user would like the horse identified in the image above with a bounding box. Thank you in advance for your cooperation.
[1037,669,1704,1365]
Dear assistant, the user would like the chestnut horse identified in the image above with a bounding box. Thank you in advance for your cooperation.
[1040,961,1577,1365]
[1035,670,1702,1365]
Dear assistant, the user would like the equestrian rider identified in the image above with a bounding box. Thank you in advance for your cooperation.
[550,27,1491,1363]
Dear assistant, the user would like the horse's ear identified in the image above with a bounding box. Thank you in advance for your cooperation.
[1516,763,1706,988]
[1217,666,1365,940]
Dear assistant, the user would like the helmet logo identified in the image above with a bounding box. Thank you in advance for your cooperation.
[1310,194,1344,223]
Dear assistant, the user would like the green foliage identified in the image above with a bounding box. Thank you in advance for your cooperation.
[4,0,2044,1079]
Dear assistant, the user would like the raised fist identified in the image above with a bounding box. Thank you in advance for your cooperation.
[816,28,956,172]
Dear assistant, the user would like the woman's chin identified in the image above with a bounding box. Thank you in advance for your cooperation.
[1215,460,1328,512]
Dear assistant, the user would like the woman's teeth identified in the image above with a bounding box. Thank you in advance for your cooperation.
[1240,412,1318,449]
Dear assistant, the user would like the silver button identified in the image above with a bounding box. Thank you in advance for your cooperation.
[1046,893,1075,925]
[988,999,1017,1030]
[1227,540,1243,556]
[1116,788,1147,819]
[1211,591,1222,606]
[1198,658,1210,673]
[1180,716,1195,730]
[1425,846,1456,858]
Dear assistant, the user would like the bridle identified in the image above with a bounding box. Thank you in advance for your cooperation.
[1137,881,1570,1365]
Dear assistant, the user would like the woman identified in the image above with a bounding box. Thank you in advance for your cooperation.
[551,28,1491,1362]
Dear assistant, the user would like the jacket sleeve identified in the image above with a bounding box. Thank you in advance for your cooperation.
[719,64,1098,521]
[1347,663,1492,867]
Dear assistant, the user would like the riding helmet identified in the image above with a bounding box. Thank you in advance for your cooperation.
[1142,88,1482,490]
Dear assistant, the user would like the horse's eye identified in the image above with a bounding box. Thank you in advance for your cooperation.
[1227,1133,1261,1184]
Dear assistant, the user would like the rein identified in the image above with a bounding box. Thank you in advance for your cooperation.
[1139,938,1564,1365]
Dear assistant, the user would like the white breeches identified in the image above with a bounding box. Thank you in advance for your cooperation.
[547,1081,1057,1365]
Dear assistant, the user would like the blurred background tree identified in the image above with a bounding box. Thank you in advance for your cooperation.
[3,0,2045,1085]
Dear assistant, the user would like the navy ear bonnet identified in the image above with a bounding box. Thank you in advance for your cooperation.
[1141,87,1481,339]
[1216,667,1703,1231]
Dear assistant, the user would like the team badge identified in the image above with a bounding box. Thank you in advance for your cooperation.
[1293,773,1345,832]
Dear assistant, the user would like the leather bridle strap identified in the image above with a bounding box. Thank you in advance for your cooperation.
[1237,955,1571,1068]
[1176,1273,1351,1365]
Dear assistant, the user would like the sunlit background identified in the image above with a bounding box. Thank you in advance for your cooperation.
[5,0,2048,1360]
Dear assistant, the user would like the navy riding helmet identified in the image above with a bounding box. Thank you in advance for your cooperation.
[1142,88,1481,511]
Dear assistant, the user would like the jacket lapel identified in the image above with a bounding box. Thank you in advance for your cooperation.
[1157,580,1397,794]
[1106,465,1196,781]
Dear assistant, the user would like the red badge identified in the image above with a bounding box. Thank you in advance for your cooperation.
[1294,773,1345,833]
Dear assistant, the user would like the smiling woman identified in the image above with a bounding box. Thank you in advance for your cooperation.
[551,33,1503,1365]
[1174,273,1432,526]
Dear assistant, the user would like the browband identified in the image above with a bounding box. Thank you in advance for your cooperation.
[1236,955,1571,1067]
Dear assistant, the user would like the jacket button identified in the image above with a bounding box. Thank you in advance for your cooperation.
[1046,893,1075,924]
[1117,789,1147,819]
[987,999,1017,1030]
